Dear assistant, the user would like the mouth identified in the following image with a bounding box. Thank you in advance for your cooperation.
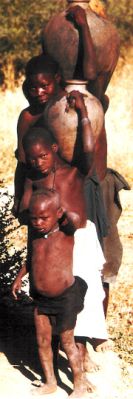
[36,167,49,175]
[35,164,50,174]
[37,95,49,103]
[33,226,47,233]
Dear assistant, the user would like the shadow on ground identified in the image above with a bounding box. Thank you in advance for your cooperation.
[0,298,72,395]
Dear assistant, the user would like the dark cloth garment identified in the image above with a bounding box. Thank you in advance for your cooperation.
[32,276,88,334]
[84,171,108,247]
[100,168,130,281]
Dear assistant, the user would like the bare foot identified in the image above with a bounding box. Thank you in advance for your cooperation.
[69,375,95,397]
[31,382,57,395]
[92,338,114,352]
[83,349,100,372]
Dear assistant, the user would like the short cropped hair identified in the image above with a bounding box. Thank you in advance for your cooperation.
[22,126,57,152]
[25,53,60,78]
[29,188,61,210]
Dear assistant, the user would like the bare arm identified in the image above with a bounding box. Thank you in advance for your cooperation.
[17,109,32,163]
[60,210,81,233]
[66,6,97,80]
[11,263,28,300]
[12,109,30,216]
[18,177,33,225]
[67,90,94,174]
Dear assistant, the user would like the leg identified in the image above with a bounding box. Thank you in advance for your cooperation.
[60,329,95,398]
[76,339,100,372]
[92,283,113,352]
[32,307,57,395]
[52,335,60,379]
[103,282,109,318]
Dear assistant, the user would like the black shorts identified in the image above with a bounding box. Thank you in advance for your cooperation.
[32,276,88,334]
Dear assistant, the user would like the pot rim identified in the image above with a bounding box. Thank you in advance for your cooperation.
[65,79,88,85]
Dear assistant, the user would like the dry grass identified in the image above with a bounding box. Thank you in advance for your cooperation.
[0,86,27,186]
[0,48,133,371]
[106,47,133,185]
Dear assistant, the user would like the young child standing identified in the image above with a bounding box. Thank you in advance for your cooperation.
[13,189,93,397]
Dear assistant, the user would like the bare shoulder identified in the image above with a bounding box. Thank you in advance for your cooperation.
[53,230,73,245]
[57,164,81,181]
[17,107,32,136]
[17,107,32,125]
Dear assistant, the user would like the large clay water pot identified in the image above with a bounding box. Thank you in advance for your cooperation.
[43,80,104,163]
[42,0,120,82]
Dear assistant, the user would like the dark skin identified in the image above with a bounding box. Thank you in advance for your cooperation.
[12,92,101,373]
[12,194,95,396]
[13,70,64,214]
[66,5,108,182]
[14,58,108,347]
[66,5,97,81]
[67,5,110,327]
[14,69,106,216]
[19,90,94,229]
[14,6,108,210]
[16,86,92,216]
[66,5,110,111]
[17,73,63,163]
[28,197,74,297]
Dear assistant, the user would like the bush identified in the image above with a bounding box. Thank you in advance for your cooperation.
[0,189,27,295]
[0,0,66,88]
[106,0,133,44]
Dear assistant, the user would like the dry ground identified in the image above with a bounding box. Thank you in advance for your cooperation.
[0,48,133,397]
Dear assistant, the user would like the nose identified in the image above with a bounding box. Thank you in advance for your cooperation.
[36,87,45,96]
[34,218,42,227]
[36,158,43,167]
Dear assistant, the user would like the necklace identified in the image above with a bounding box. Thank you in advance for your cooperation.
[50,165,56,191]
[41,226,59,239]
[47,163,56,192]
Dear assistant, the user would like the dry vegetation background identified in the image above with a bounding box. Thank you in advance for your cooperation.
[0,45,133,389]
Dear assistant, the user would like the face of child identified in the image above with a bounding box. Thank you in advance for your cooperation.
[28,73,57,105]
[29,200,59,234]
[26,140,56,175]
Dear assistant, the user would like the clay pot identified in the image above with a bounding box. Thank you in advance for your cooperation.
[42,0,120,81]
[44,80,104,163]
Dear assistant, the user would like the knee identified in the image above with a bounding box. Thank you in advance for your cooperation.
[37,332,51,350]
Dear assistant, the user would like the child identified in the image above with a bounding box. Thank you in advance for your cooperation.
[18,90,94,231]
[13,53,107,247]
[13,55,108,350]
[13,189,94,397]
[13,93,108,364]
[13,53,64,216]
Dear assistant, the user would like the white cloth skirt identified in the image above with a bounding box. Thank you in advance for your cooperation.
[73,220,108,339]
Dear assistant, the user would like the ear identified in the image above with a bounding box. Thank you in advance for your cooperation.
[55,73,61,84]
[52,143,59,153]
[57,207,63,220]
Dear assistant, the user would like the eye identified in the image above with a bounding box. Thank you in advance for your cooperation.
[42,84,49,89]
[41,154,47,159]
